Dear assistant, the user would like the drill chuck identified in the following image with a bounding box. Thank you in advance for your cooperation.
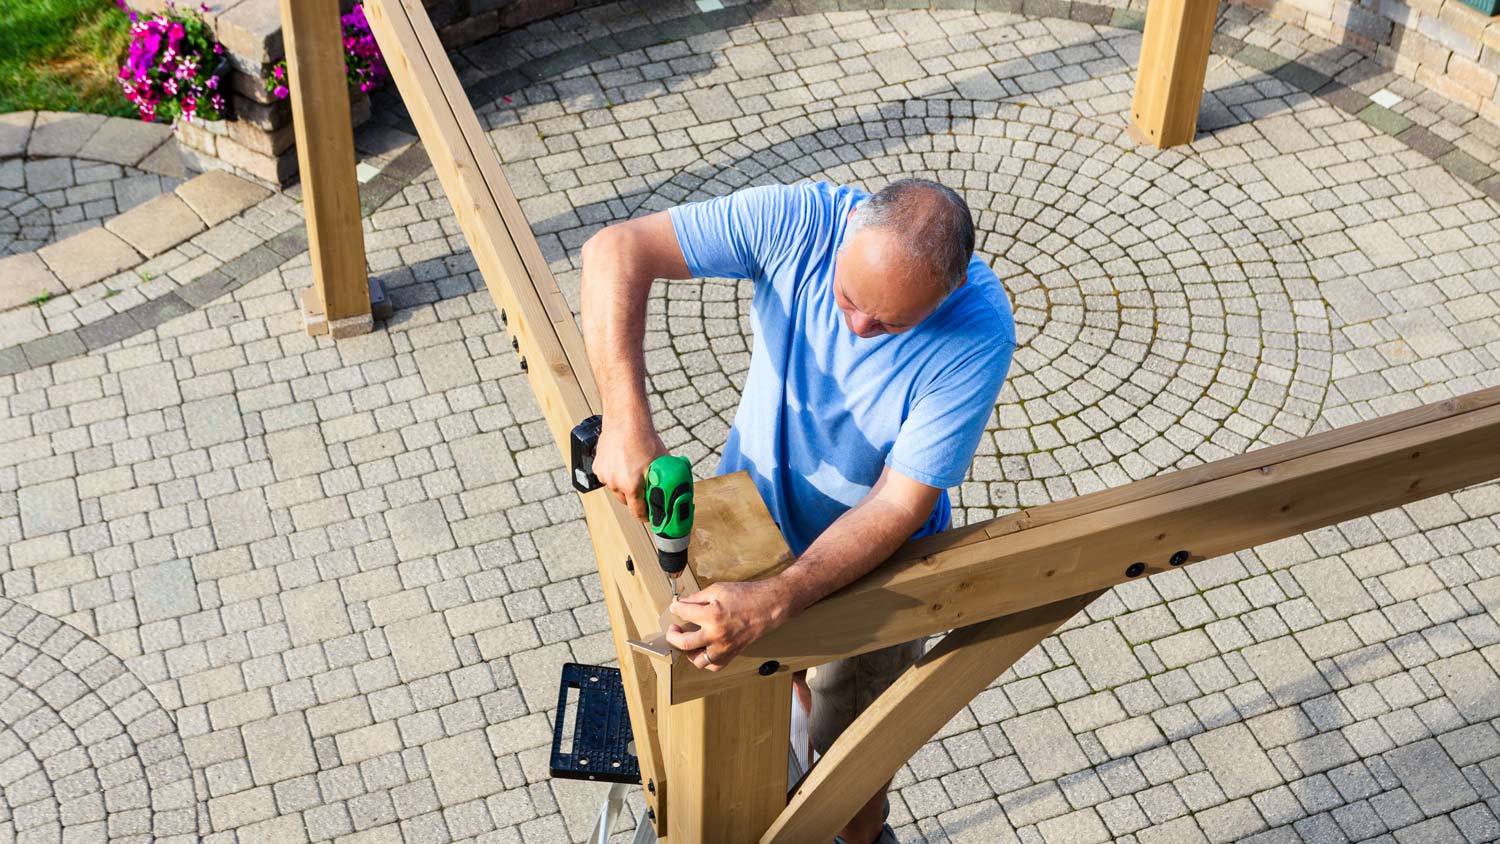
[654,534,689,576]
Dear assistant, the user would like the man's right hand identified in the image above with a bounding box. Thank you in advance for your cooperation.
[593,417,666,521]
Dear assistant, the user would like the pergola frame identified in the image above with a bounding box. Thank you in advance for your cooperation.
[278,1,1500,841]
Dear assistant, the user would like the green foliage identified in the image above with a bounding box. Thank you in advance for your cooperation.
[0,0,133,116]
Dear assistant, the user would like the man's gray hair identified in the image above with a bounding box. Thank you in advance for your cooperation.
[845,178,975,294]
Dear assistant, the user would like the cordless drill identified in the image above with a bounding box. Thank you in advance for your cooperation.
[569,416,695,597]
[644,455,693,598]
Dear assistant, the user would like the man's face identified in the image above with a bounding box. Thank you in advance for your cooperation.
[832,226,962,339]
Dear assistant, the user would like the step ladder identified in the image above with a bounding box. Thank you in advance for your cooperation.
[550,663,654,844]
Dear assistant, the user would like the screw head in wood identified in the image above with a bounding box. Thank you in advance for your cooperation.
[1170,550,1190,566]
[759,660,780,676]
[625,556,634,574]
[1126,562,1146,577]
[519,357,527,372]
[647,779,655,794]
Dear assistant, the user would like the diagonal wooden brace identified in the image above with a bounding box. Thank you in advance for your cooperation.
[764,589,1109,844]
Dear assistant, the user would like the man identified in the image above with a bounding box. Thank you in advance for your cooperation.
[579,178,1016,844]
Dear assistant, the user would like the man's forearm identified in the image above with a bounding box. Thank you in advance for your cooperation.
[773,497,922,618]
[579,230,653,423]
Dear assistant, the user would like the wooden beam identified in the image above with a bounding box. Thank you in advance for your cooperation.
[362,0,675,637]
[764,590,1107,844]
[674,387,1500,700]
[279,0,373,338]
[903,388,1500,559]
[666,672,792,844]
[1129,0,1220,147]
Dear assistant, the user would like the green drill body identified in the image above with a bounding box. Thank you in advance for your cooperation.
[644,455,693,597]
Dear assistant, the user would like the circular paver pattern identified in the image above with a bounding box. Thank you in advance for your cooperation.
[631,101,1330,510]
[0,597,199,844]
[0,157,180,257]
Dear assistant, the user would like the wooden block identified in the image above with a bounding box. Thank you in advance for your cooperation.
[688,470,794,587]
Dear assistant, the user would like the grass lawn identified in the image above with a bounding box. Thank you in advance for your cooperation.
[0,0,134,117]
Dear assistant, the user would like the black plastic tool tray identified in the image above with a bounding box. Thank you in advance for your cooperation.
[550,663,640,784]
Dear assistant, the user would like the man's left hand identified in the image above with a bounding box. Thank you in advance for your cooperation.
[664,579,791,672]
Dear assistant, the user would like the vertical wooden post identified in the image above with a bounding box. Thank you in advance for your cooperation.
[280,0,376,338]
[664,674,791,844]
[1129,0,1220,148]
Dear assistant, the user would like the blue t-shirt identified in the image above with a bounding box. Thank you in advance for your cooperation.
[669,181,1017,556]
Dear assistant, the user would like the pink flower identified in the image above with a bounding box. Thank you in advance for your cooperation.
[274,85,289,99]
[273,65,284,80]
[206,75,218,89]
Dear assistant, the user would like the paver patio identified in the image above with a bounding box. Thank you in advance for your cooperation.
[2,2,1500,843]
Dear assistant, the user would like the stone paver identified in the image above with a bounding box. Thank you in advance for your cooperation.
[36,225,140,290]
[175,169,273,226]
[283,581,352,646]
[17,476,81,536]
[207,488,275,548]
[104,191,206,257]
[0,111,33,158]
[75,116,173,167]
[118,360,180,413]
[243,712,318,785]
[1192,723,1283,799]
[132,558,202,622]
[26,111,106,158]
[0,251,64,310]
[428,730,504,805]
[182,394,246,449]
[387,614,462,682]
[386,499,458,560]
[1,2,1499,843]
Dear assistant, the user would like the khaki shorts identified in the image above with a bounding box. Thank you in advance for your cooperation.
[807,637,927,756]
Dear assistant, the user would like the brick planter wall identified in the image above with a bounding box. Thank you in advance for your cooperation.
[124,0,601,188]
[1237,0,1500,123]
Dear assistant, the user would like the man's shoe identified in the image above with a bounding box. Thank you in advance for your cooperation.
[834,824,898,844]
